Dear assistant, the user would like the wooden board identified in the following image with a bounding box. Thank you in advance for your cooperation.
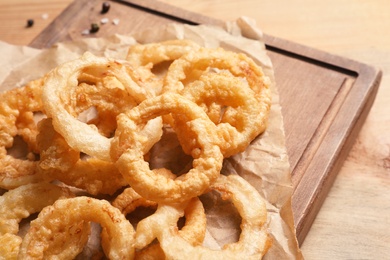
[29,0,382,245]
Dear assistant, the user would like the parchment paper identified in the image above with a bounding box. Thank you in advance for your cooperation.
[0,17,303,259]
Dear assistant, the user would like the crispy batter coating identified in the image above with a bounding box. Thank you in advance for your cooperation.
[113,186,206,259]
[41,52,158,161]
[157,175,272,259]
[18,197,135,259]
[163,46,271,104]
[111,93,223,204]
[37,118,127,195]
[126,39,201,95]
[0,182,77,258]
[178,71,269,157]
[0,39,273,259]
[0,79,45,189]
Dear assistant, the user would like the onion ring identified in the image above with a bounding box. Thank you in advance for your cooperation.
[112,187,161,259]
[112,185,158,216]
[134,197,206,259]
[0,79,46,189]
[163,47,271,104]
[18,196,135,259]
[156,174,271,259]
[0,78,43,150]
[0,41,276,257]
[177,71,268,157]
[110,93,223,204]
[74,70,140,137]
[37,118,127,195]
[112,172,206,259]
[0,182,78,258]
[112,169,176,213]
[41,52,155,161]
[0,156,42,190]
[162,47,271,157]
[126,39,201,95]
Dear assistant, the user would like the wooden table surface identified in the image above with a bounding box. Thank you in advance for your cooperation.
[1,0,389,259]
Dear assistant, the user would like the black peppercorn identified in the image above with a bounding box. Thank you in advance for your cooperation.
[26,19,34,28]
[90,23,100,33]
[101,2,111,14]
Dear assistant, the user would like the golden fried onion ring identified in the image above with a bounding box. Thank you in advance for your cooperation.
[177,71,268,157]
[156,174,271,259]
[74,70,139,137]
[0,182,77,258]
[163,47,271,104]
[0,156,42,190]
[0,41,275,257]
[112,184,158,216]
[126,40,201,68]
[0,78,43,150]
[112,185,206,259]
[126,39,201,95]
[111,93,223,204]
[134,197,206,259]
[41,52,155,161]
[0,79,45,189]
[18,196,135,259]
[37,118,127,195]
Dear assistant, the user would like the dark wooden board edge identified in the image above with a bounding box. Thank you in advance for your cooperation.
[28,0,383,245]
[292,66,382,243]
[264,34,383,244]
[29,0,94,48]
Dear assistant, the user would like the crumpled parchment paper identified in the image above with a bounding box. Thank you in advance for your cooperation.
[0,17,303,259]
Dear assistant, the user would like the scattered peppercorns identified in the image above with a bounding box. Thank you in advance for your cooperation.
[80,2,114,35]
[90,23,100,33]
[26,19,34,28]
[101,2,111,14]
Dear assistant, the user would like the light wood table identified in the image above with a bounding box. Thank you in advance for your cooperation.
[1,0,389,259]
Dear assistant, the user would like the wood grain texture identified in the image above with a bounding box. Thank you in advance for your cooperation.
[1,0,389,258]
[0,0,72,45]
[27,0,382,246]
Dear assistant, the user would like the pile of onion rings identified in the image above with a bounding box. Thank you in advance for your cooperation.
[0,39,272,259]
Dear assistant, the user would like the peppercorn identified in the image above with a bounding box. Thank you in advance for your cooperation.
[26,19,34,28]
[90,23,100,33]
[101,2,111,14]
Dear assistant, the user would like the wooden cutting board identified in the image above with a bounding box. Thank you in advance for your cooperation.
[29,0,382,244]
